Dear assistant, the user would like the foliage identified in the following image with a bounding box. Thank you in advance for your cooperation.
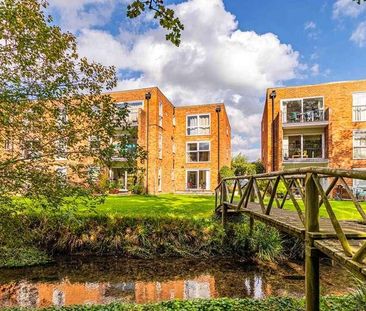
[219,165,234,179]
[127,0,184,46]
[353,278,366,309]
[253,159,265,173]
[0,0,145,213]
[231,153,256,176]
[1,296,361,311]
[0,245,50,268]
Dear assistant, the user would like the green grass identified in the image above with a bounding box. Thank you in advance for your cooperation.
[281,199,366,221]
[87,194,215,219]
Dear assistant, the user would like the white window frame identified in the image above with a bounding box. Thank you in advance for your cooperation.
[158,132,163,159]
[4,138,13,152]
[281,96,324,123]
[55,166,67,180]
[55,139,68,160]
[158,167,162,192]
[352,92,366,122]
[186,141,210,163]
[185,169,210,191]
[353,130,366,159]
[353,168,366,192]
[159,101,163,127]
[283,133,325,160]
[186,113,211,136]
[172,143,176,154]
[173,115,176,127]
[116,100,144,125]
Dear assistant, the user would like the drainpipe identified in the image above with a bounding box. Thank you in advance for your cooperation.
[145,92,151,194]
[270,90,277,172]
[216,106,222,184]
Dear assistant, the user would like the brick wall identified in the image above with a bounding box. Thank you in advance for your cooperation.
[262,79,366,172]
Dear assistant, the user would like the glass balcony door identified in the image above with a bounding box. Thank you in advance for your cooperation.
[282,97,324,123]
[283,134,324,160]
[186,170,210,190]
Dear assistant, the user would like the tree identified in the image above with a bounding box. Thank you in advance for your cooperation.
[219,165,235,180]
[127,0,184,46]
[253,160,265,174]
[231,154,256,176]
[0,0,146,210]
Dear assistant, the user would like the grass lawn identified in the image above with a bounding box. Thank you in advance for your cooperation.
[89,194,215,219]
[83,194,366,221]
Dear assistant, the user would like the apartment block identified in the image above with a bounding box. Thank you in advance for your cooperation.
[261,79,366,190]
[97,87,231,194]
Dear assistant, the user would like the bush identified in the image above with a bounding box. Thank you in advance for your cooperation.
[1,296,360,311]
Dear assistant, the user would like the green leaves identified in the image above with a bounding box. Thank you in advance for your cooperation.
[127,0,184,46]
[0,0,146,212]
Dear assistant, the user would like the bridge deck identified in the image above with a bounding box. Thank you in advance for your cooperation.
[222,202,366,278]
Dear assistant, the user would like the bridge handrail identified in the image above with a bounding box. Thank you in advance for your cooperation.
[215,167,366,265]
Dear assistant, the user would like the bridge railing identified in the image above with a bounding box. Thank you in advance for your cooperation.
[215,167,366,264]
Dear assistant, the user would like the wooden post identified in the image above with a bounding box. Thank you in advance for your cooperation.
[222,182,227,226]
[305,172,320,311]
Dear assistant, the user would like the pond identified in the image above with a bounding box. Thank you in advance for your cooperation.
[0,257,356,308]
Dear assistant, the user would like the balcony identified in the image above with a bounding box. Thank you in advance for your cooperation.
[282,108,329,129]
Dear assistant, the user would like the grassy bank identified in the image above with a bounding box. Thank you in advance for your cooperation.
[2,296,362,311]
[0,212,282,267]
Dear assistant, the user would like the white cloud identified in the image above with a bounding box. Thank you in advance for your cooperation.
[310,64,320,76]
[304,21,316,30]
[52,0,306,161]
[351,21,366,46]
[48,0,117,32]
[333,0,366,18]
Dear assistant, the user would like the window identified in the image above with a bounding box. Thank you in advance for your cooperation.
[22,140,41,159]
[4,138,13,152]
[353,169,366,193]
[172,143,176,154]
[55,166,67,180]
[353,93,366,122]
[173,115,176,126]
[282,97,324,123]
[116,101,143,125]
[88,166,100,182]
[187,141,210,162]
[186,170,210,190]
[57,106,68,127]
[283,134,323,160]
[187,114,210,135]
[89,136,100,151]
[55,139,67,160]
[158,168,162,192]
[159,102,163,127]
[158,132,163,159]
[353,130,366,159]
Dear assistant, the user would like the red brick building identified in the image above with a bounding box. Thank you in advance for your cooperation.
[261,79,366,190]
[83,87,231,194]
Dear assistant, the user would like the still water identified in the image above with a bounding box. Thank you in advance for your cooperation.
[0,257,356,308]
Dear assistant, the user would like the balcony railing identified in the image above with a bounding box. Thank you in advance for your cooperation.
[283,109,326,124]
[283,148,326,162]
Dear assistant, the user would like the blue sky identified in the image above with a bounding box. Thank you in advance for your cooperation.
[48,0,366,160]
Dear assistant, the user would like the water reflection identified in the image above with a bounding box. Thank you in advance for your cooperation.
[0,257,356,308]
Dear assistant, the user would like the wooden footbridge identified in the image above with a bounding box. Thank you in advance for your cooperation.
[215,167,366,311]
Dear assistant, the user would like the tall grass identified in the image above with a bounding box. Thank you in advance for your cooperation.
[0,211,283,264]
